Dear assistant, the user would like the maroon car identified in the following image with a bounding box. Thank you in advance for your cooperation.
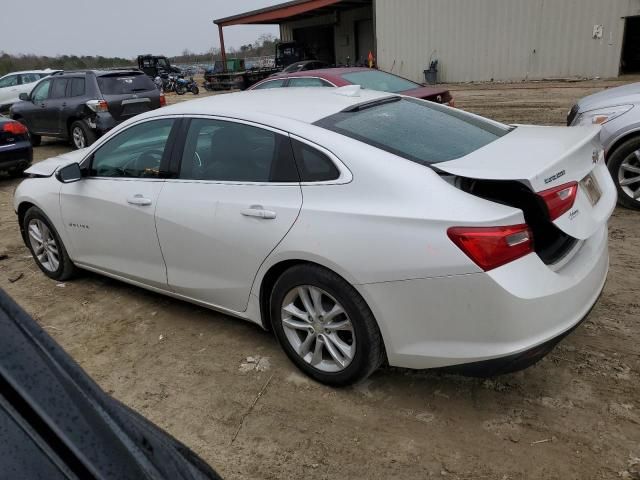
[249,67,454,106]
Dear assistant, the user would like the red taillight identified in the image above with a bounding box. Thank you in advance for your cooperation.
[447,224,534,271]
[538,182,578,220]
[2,121,28,135]
[159,93,166,107]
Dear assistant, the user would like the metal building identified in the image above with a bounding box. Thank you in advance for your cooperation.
[214,0,640,83]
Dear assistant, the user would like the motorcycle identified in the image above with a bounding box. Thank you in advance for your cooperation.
[175,76,200,95]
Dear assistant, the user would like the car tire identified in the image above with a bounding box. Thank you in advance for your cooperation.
[70,120,97,150]
[270,264,384,386]
[23,207,77,281]
[607,137,640,210]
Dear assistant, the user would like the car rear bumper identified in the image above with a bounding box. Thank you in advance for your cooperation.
[356,225,609,370]
[0,141,33,171]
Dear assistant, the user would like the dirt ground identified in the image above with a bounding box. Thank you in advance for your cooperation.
[1,80,639,480]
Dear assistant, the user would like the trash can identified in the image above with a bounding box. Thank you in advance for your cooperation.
[424,60,438,85]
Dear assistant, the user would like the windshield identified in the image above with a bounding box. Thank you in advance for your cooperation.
[340,70,420,93]
[97,73,155,94]
[315,98,508,165]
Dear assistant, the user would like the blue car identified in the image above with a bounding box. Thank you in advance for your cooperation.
[0,115,32,177]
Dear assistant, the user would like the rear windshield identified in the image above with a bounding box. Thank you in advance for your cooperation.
[97,73,155,95]
[340,70,419,93]
[315,98,508,165]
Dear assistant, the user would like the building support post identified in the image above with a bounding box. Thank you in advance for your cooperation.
[218,24,227,72]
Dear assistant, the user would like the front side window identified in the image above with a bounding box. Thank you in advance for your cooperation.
[50,78,69,99]
[253,79,286,90]
[90,119,174,178]
[316,98,508,165]
[0,75,18,88]
[340,70,420,93]
[179,119,298,183]
[31,79,52,102]
[288,78,333,88]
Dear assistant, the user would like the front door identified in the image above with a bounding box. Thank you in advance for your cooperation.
[59,118,177,288]
[27,78,53,133]
[42,77,69,135]
[155,117,303,312]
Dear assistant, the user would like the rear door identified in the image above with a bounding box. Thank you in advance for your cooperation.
[96,72,161,122]
[155,117,303,312]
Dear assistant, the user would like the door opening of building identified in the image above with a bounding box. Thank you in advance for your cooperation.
[621,16,640,74]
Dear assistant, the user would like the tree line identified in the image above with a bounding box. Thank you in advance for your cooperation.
[0,34,281,76]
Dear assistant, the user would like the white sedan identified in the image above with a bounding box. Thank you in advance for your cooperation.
[14,87,616,385]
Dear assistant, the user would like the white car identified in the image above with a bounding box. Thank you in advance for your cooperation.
[13,87,616,385]
[0,70,59,112]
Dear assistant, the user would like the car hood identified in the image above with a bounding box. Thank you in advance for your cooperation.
[577,82,640,112]
[400,85,449,99]
[24,149,86,177]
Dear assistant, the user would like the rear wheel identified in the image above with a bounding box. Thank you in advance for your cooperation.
[70,120,97,150]
[607,137,640,210]
[23,207,77,280]
[175,84,186,95]
[270,264,384,386]
[191,85,200,95]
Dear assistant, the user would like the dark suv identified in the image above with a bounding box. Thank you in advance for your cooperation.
[10,70,165,149]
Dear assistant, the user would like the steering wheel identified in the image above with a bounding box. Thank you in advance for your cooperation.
[133,149,164,177]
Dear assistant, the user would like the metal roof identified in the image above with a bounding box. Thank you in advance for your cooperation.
[214,0,370,27]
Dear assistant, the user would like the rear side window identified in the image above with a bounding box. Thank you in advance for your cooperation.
[315,98,508,165]
[288,78,333,88]
[179,119,299,183]
[97,74,155,94]
[292,140,340,182]
[50,79,69,99]
[253,79,286,90]
[20,73,40,84]
[70,78,86,97]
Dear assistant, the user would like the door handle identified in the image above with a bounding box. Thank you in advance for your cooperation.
[127,194,152,206]
[241,205,276,219]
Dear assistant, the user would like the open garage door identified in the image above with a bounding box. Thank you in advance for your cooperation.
[621,16,640,74]
[293,25,336,64]
[355,18,374,65]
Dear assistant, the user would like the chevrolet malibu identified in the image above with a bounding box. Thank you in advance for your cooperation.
[14,87,615,386]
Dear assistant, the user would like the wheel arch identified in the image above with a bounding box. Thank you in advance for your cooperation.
[606,129,640,161]
[17,201,37,244]
[255,256,364,332]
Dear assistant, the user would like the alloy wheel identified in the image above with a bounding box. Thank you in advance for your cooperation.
[27,219,60,272]
[619,150,640,201]
[281,285,355,373]
[72,126,86,149]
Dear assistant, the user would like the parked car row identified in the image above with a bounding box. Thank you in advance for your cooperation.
[0,69,60,113]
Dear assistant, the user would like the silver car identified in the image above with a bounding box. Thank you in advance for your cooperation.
[569,83,640,209]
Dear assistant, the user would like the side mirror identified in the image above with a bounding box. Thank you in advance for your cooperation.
[19,93,29,101]
[56,163,83,183]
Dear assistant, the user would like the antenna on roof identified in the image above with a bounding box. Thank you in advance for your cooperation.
[333,85,362,97]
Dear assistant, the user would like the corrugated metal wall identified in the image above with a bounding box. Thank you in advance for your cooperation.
[375,0,640,83]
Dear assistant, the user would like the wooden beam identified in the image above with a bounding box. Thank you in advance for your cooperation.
[218,24,227,72]
[215,0,342,27]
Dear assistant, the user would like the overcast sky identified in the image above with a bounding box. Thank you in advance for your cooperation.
[0,0,281,58]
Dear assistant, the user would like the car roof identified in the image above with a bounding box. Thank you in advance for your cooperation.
[0,69,59,77]
[154,87,396,125]
[52,69,142,77]
[259,67,400,85]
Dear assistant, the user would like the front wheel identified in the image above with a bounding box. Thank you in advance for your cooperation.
[607,137,640,210]
[23,207,77,280]
[270,264,384,386]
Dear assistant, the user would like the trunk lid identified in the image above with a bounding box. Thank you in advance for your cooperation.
[96,73,161,122]
[437,125,617,240]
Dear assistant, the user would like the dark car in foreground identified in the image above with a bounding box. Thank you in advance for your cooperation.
[0,288,221,479]
[251,67,454,105]
[0,115,32,176]
[11,70,165,149]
